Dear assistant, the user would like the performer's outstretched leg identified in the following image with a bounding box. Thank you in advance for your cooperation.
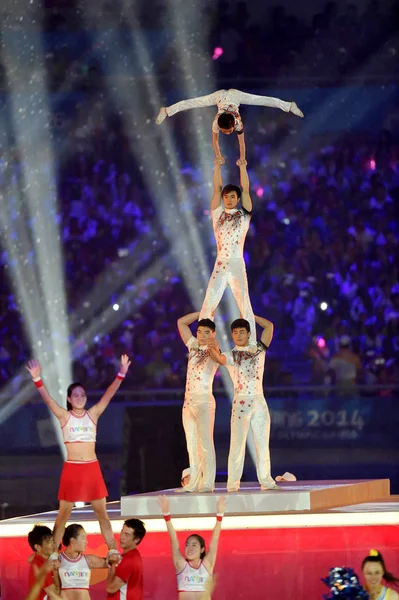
[227,259,256,345]
[227,400,251,492]
[182,397,201,491]
[194,396,216,492]
[249,396,275,489]
[53,500,73,551]
[199,262,229,321]
[91,498,117,549]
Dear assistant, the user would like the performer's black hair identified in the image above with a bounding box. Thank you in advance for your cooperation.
[186,534,206,559]
[222,184,242,200]
[66,382,86,411]
[62,523,84,547]
[217,112,235,130]
[231,318,250,333]
[124,518,147,544]
[197,319,216,332]
[28,525,53,551]
[362,551,399,584]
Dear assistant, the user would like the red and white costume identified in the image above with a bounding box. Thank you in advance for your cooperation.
[58,410,108,502]
[199,205,256,344]
[106,547,143,600]
[162,88,296,133]
[59,552,90,591]
[176,560,212,593]
[182,336,218,492]
[223,343,274,492]
[29,554,54,600]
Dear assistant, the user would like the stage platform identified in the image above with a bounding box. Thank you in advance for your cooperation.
[1,480,398,600]
[120,478,391,517]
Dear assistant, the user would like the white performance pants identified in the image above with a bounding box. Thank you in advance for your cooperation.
[227,394,272,491]
[199,257,256,344]
[182,394,216,491]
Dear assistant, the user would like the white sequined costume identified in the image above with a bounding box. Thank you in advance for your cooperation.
[164,88,294,133]
[182,336,218,492]
[223,343,274,492]
[199,205,256,344]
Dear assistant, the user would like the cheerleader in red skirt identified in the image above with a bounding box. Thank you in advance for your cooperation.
[26,354,131,557]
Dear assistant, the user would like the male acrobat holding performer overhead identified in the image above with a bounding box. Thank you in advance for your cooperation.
[156,87,304,158]
[198,135,256,344]
[177,312,220,493]
[208,315,279,492]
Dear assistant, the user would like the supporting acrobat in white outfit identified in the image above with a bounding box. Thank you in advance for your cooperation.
[199,204,256,344]
[156,88,304,131]
[223,342,275,492]
[182,336,218,492]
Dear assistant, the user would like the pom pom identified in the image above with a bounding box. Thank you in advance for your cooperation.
[369,549,379,557]
[322,567,369,599]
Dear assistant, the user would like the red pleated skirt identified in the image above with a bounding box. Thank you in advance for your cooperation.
[58,460,108,502]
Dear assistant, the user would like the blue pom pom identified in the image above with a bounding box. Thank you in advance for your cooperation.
[322,567,369,599]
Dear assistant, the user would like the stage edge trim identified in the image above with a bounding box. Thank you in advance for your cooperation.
[1,512,399,538]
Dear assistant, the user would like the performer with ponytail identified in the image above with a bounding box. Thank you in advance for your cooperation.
[57,524,119,600]
[158,495,225,599]
[25,355,131,557]
[362,550,399,600]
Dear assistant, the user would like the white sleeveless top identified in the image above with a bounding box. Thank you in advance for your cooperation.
[177,560,211,592]
[59,552,91,589]
[62,411,96,443]
[374,587,391,600]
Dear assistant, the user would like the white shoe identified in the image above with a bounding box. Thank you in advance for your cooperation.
[260,483,282,491]
[199,487,214,493]
[156,107,168,125]
[174,486,197,493]
[290,102,304,118]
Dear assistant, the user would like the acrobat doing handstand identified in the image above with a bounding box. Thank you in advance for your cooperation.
[156,87,304,158]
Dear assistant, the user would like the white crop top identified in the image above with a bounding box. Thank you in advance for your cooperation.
[177,560,211,593]
[59,552,91,590]
[62,411,96,443]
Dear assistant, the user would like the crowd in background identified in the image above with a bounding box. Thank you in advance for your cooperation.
[1,116,399,394]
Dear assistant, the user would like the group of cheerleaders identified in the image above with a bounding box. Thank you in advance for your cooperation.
[25,355,399,600]
[24,89,399,599]
[25,355,225,600]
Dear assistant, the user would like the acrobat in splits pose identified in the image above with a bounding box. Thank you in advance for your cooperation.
[177,312,220,493]
[199,144,256,344]
[156,87,304,159]
[25,355,131,559]
[208,316,278,492]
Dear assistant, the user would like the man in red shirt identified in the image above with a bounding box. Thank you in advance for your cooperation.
[28,525,59,599]
[106,518,147,600]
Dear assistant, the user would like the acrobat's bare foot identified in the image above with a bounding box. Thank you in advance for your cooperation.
[156,107,168,125]
[290,102,304,118]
